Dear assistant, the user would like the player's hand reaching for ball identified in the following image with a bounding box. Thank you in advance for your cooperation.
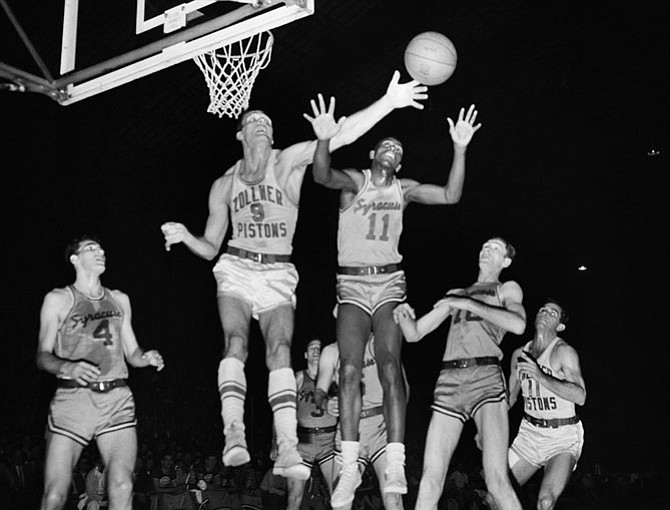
[448,104,482,149]
[303,94,346,140]
[385,70,428,110]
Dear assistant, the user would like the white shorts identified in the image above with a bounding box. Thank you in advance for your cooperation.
[335,409,387,465]
[336,271,406,316]
[509,417,584,470]
[213,253,298,320]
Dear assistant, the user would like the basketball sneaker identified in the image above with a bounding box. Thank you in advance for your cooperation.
[272,445,310,480]
[222,422,250,467]
[330,461,362,507]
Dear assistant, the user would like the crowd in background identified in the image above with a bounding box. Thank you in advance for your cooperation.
[2,381,668,510]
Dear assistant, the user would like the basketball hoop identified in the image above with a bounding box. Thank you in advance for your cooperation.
[194,31,274,119]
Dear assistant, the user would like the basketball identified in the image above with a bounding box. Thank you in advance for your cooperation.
[404,31,457,86]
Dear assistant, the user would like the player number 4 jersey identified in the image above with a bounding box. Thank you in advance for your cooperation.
[57,286,129,380]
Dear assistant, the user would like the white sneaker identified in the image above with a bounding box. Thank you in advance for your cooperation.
[331,462,362,507]
[222,423,250,467]
[272,445,310,480]
[383,460,407,494]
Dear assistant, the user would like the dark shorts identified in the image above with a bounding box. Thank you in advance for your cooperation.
[297,429,336,467]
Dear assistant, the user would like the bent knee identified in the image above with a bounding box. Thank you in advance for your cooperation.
[537,492,557,510]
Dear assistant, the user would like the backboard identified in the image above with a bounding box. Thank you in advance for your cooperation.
[0,0,314,106]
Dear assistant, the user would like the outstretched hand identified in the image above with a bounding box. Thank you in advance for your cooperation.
[385,70,428,110]
[303,94,346,140]
[448,104,482,148]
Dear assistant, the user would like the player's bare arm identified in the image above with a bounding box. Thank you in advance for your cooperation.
[314,344,338,409]
[401,105,481,205]
[281,71,429,168]
[393,302,451,343]
[161,174,231,260]
[114,290,164,371]
[36,289,101,384]
[517,343,586,405]
[508,347,524,408]
[443,280,526,335]
[309,97,360,192]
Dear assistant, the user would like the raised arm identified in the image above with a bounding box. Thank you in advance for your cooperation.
[403,104,482,205]
[310,98,361,191]
[114,290,164,371]
[328,70,428,151]
[442,280,526,335]
[283,70,429,167]
[161,174,231,261]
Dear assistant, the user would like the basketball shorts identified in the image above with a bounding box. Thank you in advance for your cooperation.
[509,418,584,470]
[297,430,336,467]
[213,253,298,320]
[336,271,406,316]
[47,386,136,445]
[431,364,507,422]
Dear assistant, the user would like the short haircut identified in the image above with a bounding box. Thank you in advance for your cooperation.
[236,109,267,132]
[65,234,102,262]
[374,137,403,151]
[490,236,516,261]
[544,297,569,325]
[306,338,322,351]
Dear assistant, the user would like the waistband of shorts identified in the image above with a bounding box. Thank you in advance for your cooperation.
[297,425,337,435]
[441,357,500,369]
[226,246,291,264]
[524,414,580,428]
[360,406,384,419]
[337,263,402,276]
[57,378,128,393]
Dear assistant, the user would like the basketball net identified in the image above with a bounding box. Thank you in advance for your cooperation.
[194,31,274,119]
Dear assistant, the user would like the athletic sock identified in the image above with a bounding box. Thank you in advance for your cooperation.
[218,358,246,430]
[268,367,298,448]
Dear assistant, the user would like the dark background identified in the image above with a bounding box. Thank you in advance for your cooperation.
[2,0,668,475]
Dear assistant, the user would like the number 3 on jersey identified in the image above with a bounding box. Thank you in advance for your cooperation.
[92,319,114,346]
[365,213,390,241]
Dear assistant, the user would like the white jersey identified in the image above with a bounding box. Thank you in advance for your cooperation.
[337,170,404,266]
[227,151,298,255]
[519,338,577,420]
